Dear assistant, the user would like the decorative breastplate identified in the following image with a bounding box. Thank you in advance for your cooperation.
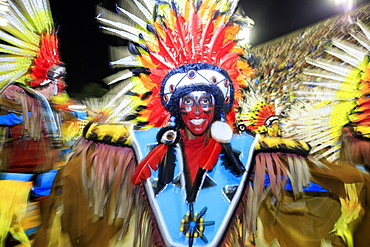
[132,127,257,247]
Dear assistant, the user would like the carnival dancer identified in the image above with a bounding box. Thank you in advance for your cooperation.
[34,0,369,247]
[0,0,74,245]
[1,64,66,173]
[43,0,305,246]
[276,17,370,247]
[235,9,370,246]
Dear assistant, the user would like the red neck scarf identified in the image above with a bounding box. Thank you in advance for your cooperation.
[181,130,206,183]
[181,130,222,183]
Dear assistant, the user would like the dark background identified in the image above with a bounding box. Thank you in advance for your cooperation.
[48,0,370,98]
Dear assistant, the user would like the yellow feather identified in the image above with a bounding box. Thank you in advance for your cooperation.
[330,183,362,247]
[198,0,217,22]
[184,0,195,21]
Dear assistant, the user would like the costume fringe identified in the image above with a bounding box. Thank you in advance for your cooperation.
[219,176,250,247]
[133,185,165,247]
[76,139,137,238]
[246,151,311,234]
[2,85,43,140]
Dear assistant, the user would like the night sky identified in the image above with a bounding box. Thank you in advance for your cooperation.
[48,0,370,98]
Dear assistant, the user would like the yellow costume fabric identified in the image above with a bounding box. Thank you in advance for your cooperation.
[0,180,32,247]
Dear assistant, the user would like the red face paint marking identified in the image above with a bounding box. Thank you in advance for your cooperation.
[179,91,215,136]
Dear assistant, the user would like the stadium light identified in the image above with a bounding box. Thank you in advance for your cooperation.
[333,0,354,11]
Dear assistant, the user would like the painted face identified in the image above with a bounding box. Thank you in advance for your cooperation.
[179,91,215,136]
[53,81,59,96]
[47,65,66,93]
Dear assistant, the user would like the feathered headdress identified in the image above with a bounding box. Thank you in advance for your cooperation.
[237,88,280,135]
[0,0,64,90]
[281,19,370,163]
[29,32,63,87]
[96,0,255,126]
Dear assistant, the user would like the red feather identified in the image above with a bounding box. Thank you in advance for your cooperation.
[156,38,177,65]
[176,15,191,53]
[149,51,173,70]
[132,144,168,185]
[220,52,239,69]
[357,97,370,106]
[226,109,236,125]
[208,24,227,60]
[200,19,215,59]
[163,27,180,55]
[30,32,61,87]
[217,41,236,61]
[199,138,222,170]
[188,11,202,58]
[354,115,370,124]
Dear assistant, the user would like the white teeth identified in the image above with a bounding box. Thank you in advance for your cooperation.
[190,119,205,125]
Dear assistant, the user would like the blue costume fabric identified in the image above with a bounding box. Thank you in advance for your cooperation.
[132,127,257,247]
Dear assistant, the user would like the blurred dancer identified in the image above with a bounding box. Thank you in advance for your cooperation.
[0,0,72,246]
[1,63,66,173]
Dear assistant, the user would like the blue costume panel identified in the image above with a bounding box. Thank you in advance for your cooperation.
[132,127,257,246]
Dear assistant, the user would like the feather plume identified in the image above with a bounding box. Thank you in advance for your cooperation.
[0,0,60,89]
[117,0,151,22]
[98,0,254,127]
[132,144,168,184]
[155,145,176,194]
[280,20,370,162]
